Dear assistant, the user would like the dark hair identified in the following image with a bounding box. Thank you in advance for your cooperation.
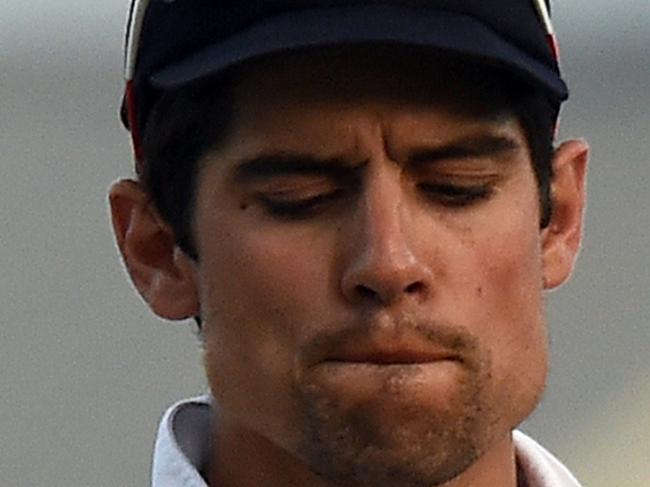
[140,64,557,261]
[140,74,235,261]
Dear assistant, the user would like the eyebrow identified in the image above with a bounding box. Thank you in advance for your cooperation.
[231,152,363,183]
[231,134,521,183]
[406,134,521,166]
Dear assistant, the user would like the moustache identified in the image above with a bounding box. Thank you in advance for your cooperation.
[297,313,480,369]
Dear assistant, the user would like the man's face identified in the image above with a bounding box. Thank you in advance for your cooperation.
[192,49,549,486]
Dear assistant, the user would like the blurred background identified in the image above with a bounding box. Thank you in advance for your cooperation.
[1,1,648,485]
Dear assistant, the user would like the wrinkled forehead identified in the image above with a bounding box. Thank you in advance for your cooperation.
[213,45,527,163]
[232,45,522,121]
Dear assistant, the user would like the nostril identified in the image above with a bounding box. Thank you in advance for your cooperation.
[405,282,425,294]
[356,285,379,301]
[352,281,425,304]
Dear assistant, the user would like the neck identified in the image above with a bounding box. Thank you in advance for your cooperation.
[208,415,519,487]
[208,412,330,487]
[439,433,519,487]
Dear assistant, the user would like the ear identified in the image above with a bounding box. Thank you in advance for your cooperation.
[541,139,589,290]
[108,179,200,319]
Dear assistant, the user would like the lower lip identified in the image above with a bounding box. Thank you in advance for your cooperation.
[314,359,462,376]
[303,359,469,414]
[307,360,463,397]
[323,358,459,367]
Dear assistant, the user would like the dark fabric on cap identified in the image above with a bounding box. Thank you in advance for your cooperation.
[125,0,566,133]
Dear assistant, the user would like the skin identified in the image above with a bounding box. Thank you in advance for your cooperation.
[109,48,588,487]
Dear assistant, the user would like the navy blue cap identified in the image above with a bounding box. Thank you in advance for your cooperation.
[123,0,568,146]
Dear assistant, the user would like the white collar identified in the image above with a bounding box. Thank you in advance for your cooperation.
[151,395,582,487]
[512,431,582,487]
[151,395,212,487]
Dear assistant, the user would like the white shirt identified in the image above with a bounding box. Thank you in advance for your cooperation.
[151,395,583,487]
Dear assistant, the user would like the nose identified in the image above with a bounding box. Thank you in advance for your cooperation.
[340,168,434,307]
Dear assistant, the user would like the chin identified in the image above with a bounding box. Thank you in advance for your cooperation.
[296,412,484,487]
[292,373,504,487]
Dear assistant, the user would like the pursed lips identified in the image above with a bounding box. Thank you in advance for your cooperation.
[298,317,473,371]
[324,340,462,366]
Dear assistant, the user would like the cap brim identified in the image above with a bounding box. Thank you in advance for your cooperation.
[150,5,568,100]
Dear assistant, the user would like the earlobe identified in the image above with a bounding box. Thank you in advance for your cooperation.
[542,139,589,290]
[109,179,200,320]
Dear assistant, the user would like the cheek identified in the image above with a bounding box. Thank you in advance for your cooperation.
[199,225,306,365]
[463,197,549,403]
[479,218,543,327]
[200,222,336,334]
[195,215,337,434]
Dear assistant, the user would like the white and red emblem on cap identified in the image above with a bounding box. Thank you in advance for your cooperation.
[124,0,152,166]
[532,0,560,61]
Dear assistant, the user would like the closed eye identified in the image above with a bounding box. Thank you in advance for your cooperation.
[257,189,347,219]
[418,183,493,206]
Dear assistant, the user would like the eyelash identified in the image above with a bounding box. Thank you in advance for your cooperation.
[418,183,493,206]
[258,190,346,218]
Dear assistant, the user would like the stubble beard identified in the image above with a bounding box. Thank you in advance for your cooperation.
[292,351,499,487]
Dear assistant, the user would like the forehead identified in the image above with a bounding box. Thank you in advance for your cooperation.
[216,46,524,158]
[232,45,520,120]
